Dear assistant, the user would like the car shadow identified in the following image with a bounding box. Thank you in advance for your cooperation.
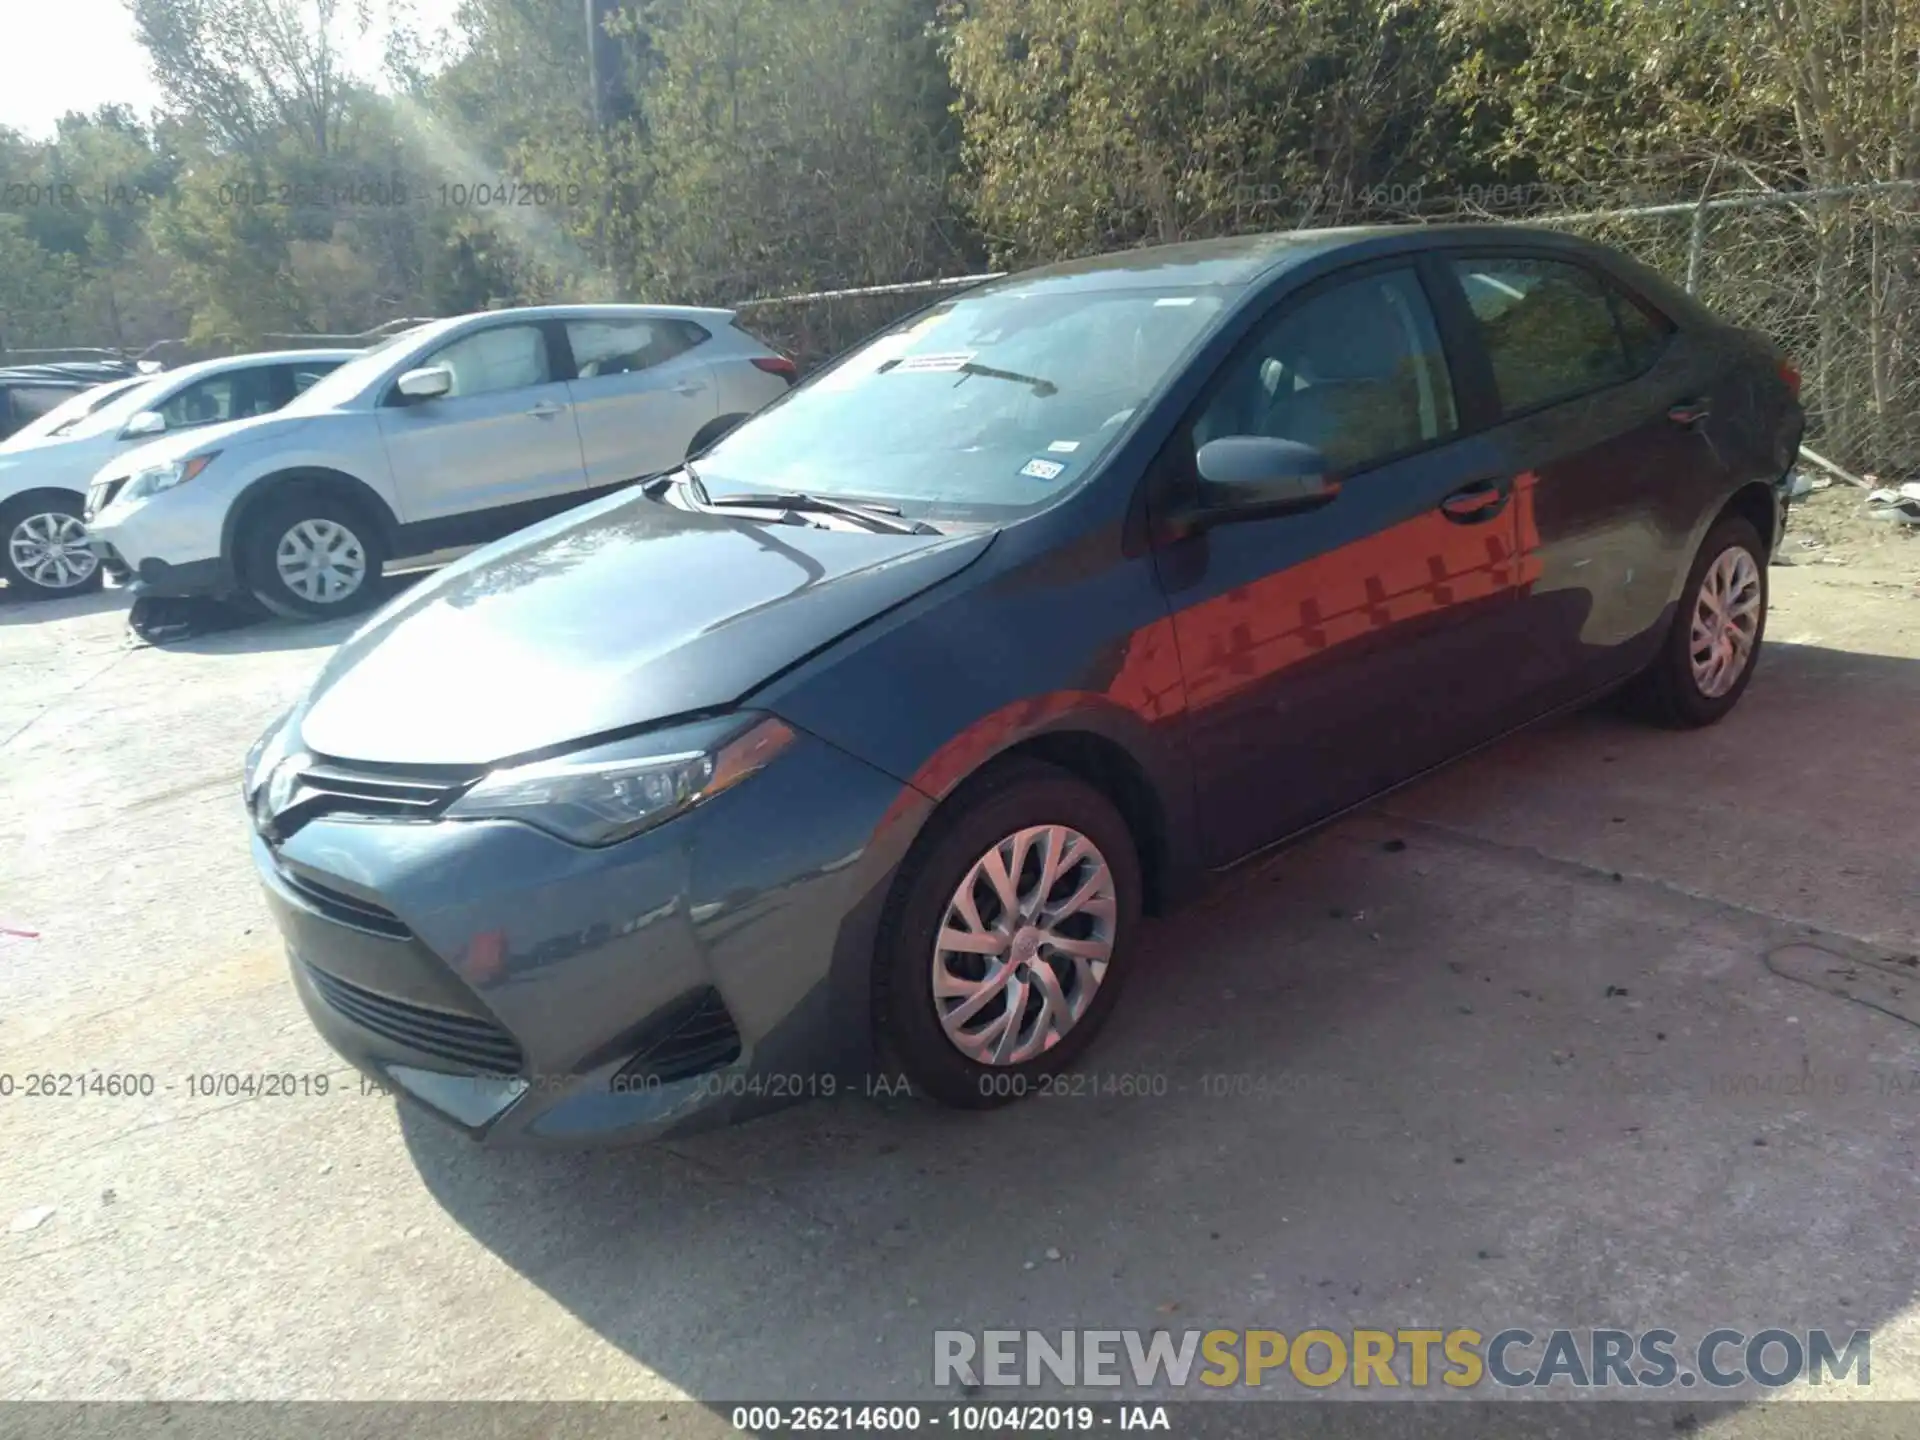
[394,639,1920,1420]
[0,582,126,626]
[128,574,432,654]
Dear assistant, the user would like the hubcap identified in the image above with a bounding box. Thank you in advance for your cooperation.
[931,823,1117,1066]
[275,518,366,604]
[1689,545,1762,698]
[8,511,98,591]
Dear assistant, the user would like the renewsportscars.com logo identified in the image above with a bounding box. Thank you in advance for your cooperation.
[933,1328,1872,1391]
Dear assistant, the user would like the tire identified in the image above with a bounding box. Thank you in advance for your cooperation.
[874,759,1143,1109]
[1627,515,1768,728]
[0,493,103,599]
[237,489,387,621]
[686,413,749,459]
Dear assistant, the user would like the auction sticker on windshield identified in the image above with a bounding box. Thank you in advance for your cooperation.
[1020,457,1068,481]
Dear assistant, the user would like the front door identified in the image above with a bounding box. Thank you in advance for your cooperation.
[1155,263,1527,867]
[377,321,587,524]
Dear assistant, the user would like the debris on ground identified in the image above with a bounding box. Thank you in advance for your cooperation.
[1865,483,1920,526]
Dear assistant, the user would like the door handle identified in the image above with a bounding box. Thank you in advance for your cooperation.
[673,382,706,397]
[1668,399,1711,426]
[1439,480,1511,523]
[526,401,566,419]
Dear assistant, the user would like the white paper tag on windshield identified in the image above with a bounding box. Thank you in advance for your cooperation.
[1047,440,1081,453]
[894,352,975,373]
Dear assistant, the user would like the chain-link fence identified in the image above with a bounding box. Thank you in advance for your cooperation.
[1527,182,1920,481]
[17,182,1912,480]
[738,181,1920,483]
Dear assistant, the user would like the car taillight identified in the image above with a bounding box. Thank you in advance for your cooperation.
[1779,358,1801,397]
[752,355,798,382]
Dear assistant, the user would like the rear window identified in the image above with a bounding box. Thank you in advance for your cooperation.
[1450,256,1672,416]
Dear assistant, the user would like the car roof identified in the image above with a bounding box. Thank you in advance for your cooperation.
[447,304,740,325]
[975,222,1625,295]
[0,361,138,387]
[150,348,364,383]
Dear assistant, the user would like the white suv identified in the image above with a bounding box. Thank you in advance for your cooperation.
[0,351,355,599]
[85,305,796,619]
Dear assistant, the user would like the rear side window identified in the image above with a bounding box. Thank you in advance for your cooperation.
[9,385,75,421]
[566,318,709,378]
[1448,256,1670,416]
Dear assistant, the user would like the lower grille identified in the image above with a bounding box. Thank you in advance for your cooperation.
[615,987,742,1086]
[279,867,411,940]
[303,962,524,1074]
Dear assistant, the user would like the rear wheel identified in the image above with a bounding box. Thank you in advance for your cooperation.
[1,494,101,599]
[238,490,387,621]
[1627,515,1767,727]
[874,760,1143,1108]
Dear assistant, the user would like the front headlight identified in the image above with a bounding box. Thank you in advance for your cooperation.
[123,451,221,502]
[443,714,795,847]
[244,707,296,803]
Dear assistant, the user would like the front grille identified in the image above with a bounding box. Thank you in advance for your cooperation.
[278,866,410,940]
[303,962,524,1074]
[615,986,743,1086]
[275,759,475,836]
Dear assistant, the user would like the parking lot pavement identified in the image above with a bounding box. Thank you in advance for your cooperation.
[3,562,1919,1427]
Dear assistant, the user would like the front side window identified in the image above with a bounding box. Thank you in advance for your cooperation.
[157,367,279,429]
[567,318,706,377]
[1450,256,1664,415]
[423,324,553,399]
[695,283,1230,520]
[1193,267,1457,474]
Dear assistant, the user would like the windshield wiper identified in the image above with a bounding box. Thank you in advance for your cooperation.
[876,357,1057,397]
[703,490,938,535]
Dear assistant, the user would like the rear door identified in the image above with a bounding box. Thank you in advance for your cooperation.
[376,321,587,523]
[561,316,719,486]
[1155,262,1530,866]
[1435,250,1731,707]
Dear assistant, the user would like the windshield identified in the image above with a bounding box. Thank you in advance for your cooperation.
[2,376,147,445]
[282,328,434,413]
[60,371,183,439]
[695,284,1230,520]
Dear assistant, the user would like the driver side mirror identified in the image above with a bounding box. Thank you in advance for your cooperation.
[1165,436,1340,537]
[395,365,453,402]
[121,410,166,439]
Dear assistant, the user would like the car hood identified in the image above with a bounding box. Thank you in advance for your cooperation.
[100,412,320,476]
[0,433,117,489]
[296,489,995,767]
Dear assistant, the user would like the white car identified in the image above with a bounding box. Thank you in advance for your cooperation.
[85,305,797,619]
[0,350,356,599]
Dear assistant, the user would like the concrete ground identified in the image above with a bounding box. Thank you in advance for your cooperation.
[3,493,1919,1434]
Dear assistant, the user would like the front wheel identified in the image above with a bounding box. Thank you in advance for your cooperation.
[1,495,102,599]
[1627,515,1767,727]
[238,491,387,621]
[875,760,1143,1109]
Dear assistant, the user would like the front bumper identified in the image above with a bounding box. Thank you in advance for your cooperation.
[86,495,230,597]
[253,725,931,1147]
